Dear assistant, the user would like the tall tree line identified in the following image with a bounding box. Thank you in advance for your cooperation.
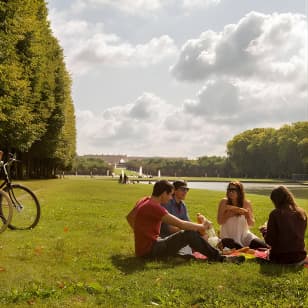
[0,0,76,178]
[227,122,308,178]
[125,122,308,179]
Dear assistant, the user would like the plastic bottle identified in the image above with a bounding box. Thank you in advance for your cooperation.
[207,227,220,247]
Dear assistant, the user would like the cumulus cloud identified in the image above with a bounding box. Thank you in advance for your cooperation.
[76,78,306,157]
[182,78,307,127]
[171,12,307,84]
[72,0,165,15]
[182,0,221,10]
[48,4,307,158]
[168,11,307,142]
[184,80,240,119]
[68,0,222,15]
[76,93,181,156]
[48,9,177,74]
[73,34,177,69]
[76,92,233,156]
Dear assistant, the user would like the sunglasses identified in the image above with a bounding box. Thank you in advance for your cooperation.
[178,187,189,192]
[227,188,238,192]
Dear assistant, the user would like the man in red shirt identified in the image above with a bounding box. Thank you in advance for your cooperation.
[127,180,244,263]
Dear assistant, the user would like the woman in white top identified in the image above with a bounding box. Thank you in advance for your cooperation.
[217,181,267,249]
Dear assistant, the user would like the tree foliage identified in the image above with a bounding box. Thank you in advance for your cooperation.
[125,122,308,179]
[227,122,308,178]
[72,156,113,176]
[0,0,76,178]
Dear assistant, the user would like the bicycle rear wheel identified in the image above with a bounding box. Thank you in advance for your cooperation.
[0,190,13,233]
[5,184,41,230]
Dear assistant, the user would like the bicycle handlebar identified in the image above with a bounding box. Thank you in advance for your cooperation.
[0,151,19,168]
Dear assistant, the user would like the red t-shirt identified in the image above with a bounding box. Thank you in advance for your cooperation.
[133,197,168,257]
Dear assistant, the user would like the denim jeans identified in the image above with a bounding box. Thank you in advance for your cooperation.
[149,230,223,261]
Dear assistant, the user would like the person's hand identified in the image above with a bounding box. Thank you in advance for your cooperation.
[197,223,206,235]
[203,219,212,230]
[259,226,267,237]
[235,207,248,215]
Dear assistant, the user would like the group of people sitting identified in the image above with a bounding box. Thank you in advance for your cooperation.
[127,179,307,266]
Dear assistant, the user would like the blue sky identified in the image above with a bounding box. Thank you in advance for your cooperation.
[47,0,307,158]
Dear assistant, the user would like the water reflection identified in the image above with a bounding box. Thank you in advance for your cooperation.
[140,180,308,199]
[187,182,308,199]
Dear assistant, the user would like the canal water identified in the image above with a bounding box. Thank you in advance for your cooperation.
[187,181,308,199]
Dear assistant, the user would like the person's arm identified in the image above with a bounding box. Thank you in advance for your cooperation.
[162,213,206,234]
[167,225,181,234]
[264,212,276,247]
[217,199,248,225]
[126,207,137,229]
[243,200,255,226]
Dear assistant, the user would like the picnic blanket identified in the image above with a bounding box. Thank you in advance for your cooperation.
[193,249,308,268]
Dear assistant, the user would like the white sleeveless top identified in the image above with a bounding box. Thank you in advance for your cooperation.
[220,215,257,247]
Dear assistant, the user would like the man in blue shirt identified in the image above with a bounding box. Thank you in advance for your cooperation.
[160,180,190,236]
[160,180,193,256]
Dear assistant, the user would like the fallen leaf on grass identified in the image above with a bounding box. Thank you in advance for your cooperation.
[56,281,66,289]
[27,298,36,305]
[34,246,43,256]
[73,296,86,303]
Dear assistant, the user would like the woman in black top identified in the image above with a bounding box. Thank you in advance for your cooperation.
[264,186,307,264]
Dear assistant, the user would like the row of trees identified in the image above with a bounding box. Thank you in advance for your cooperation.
[0,0,76,178]
[71,156,112,176]
[227,122,308,178]
[0,2,306,180]
[125,122,308,179]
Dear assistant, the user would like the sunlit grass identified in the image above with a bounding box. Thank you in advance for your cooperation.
[0,178,307,307]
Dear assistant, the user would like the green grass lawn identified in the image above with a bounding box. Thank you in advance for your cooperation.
[0,178,307,307]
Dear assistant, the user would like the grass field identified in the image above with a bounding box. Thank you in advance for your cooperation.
[0,177,307,307]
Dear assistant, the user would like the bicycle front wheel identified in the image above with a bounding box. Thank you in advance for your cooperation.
[0,190,13,233]
[6,184,41,230]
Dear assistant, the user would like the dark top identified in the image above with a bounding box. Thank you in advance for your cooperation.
[265,208,307,264]
[160,198,189,238]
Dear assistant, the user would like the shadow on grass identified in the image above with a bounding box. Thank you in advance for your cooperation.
[111,254,198,274]
[258,261,305,276]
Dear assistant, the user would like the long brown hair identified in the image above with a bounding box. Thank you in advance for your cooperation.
[226,181,245,208]
[270,186,307,220]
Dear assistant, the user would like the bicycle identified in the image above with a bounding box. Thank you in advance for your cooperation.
[0,188,13,233]
[0,151,41,230]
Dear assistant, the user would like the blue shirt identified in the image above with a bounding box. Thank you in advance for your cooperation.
[160,198,190,237]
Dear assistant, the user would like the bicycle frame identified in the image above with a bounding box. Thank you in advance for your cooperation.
[0,152,14,190]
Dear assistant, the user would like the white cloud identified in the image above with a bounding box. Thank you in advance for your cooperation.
[184,80,240,119]
[47,2,307,158]
[182,78,307,127]
[182,0,221,10]
[48,9,177,75]
[171,12,307,84]
[70,0,166,15]
[76,74,306,157]
[68,0,222,16]
[73,34,177,68]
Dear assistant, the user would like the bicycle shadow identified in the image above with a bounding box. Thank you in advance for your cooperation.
[111,254,196,274]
